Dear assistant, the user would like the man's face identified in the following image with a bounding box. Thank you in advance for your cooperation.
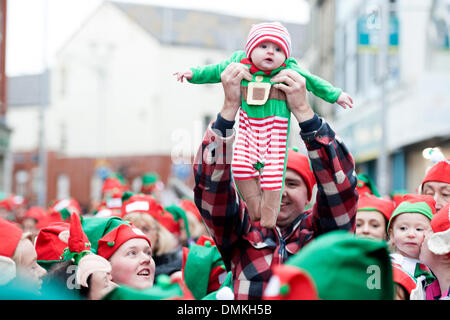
[421,181,450,211]
[277,169,309,228]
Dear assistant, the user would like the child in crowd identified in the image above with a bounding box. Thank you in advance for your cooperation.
[355,193,395,240]
[419,202,450,300]
[0,218,47,292]
[174,22,353,228]
[387,194,437,298]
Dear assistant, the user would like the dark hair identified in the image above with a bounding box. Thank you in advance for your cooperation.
[42,259,87,300]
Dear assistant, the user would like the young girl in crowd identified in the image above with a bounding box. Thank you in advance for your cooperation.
[355,193,395,240]
[387,194,436,298]
[0,218,47,292]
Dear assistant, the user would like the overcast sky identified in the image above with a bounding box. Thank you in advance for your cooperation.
[6,0,310,76]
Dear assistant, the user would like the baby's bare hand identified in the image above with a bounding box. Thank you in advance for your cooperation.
[336,92,354,109]
[173,70,193,83]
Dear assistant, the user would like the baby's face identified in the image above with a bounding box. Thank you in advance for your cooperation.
[250,41,286,71]
[389,213,431,259]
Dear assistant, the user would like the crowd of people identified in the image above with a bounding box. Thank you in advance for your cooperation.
[1,22,450,301]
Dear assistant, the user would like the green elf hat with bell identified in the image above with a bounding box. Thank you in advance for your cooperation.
[286,230,394,300]
[263,264,318,300]
[387,194,436,233]
[141,172,159,194]
[357,173,380,197]
[103,274,194,300]
[81,216,128,254]
[182,236,230,300]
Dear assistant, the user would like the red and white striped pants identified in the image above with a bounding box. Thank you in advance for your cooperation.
[232,108,289,190]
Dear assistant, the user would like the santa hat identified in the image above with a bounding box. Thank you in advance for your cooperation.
[387,194,436,232]
[182,236,228,300]
[286,148,316,201]
[357,173,381,197]
[245,22,291,59]
[286,230,394,300]
[419,158,450,193]
[263,264,318,300]
[427,202,450,256]
[357,193,395,221]
[35,222,71,270]
[103,274,194,300]
[97,224,151,260]
[0,218,23,285]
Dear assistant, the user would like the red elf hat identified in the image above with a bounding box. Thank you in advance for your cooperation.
[0,218,23,258]
[97,224,151,260]
[286,148,316,201]
[357,194,395,221]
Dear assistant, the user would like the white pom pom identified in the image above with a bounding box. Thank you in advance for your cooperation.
[215,287,234,300]
[429,148,446,164]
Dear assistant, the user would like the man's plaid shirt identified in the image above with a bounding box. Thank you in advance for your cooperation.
[193,117,358,300]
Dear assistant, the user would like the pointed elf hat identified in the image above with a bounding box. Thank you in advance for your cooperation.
[60,212,92,265]
[0,218,23,285]
[263,264,318,300]
[102,274,194,300]
[165,204,190,239]
[97,224,151,260]
[357,193,395,221]
[427,202,450,256]
[286,230,394,300]
[182,236,228,300]
[387,194,436,232]
[179,199,202,222]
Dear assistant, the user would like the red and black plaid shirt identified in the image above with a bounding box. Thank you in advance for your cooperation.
[193,119,358,300]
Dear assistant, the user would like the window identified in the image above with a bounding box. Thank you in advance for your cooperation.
[57,174,70,199]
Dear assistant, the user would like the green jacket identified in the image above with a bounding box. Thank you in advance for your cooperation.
[189,50,342,105]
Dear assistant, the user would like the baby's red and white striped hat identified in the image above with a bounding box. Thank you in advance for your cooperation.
[245,22,292,59]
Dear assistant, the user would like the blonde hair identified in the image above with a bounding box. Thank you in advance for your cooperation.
[185,211,210,239]
[123,212,179,256]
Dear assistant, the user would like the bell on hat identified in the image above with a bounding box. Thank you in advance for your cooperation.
[427,203,450,256]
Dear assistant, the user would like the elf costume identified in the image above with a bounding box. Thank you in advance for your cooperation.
[388,194,437,298]
[188,22,342,228]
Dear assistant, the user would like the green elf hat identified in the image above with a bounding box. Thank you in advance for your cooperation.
[286,230,394,300]
[103,274,194,300]
[357,173,381,197]
[165,204,191,240]
[182,236,228,300]
[141,172,159,193]
[60,212,92,265]
[387,194,436,233]
[81,216,128,254]
[263,264,318,300]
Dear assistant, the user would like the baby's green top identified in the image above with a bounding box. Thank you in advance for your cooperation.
[188,50,342,104]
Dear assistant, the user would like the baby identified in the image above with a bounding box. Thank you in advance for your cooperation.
[174,22,353,228]
[387,194,436,299]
